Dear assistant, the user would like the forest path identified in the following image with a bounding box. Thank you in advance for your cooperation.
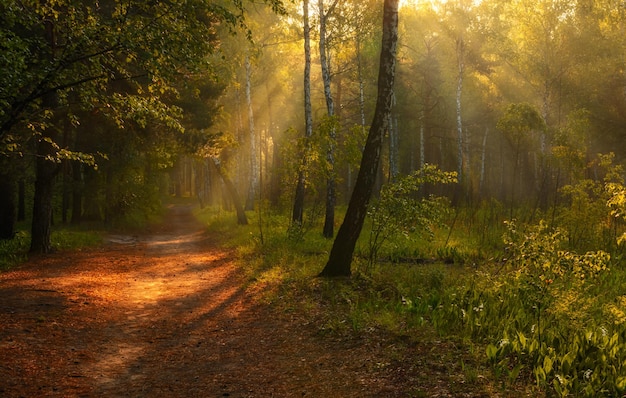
[0,204,500,397]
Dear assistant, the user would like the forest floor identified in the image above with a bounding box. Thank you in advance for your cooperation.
[0,204,523,397]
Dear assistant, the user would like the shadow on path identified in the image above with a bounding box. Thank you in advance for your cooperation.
[0,205,416,397]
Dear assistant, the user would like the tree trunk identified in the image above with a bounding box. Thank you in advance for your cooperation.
[18,178,25,222]
[30,136,60,253]
[455,37,465,184]
[292,0,313,226]
[70,161,83,224]
[0,169,16,240]
[419,116,425,170]
[61,161,70,224]
[30,17,60,253]
[264,79,281,207]
[319,0,337,238]
[245,54,258,211]
[210,157,248,225]
[479,127,489,196]
[235,86,245,198]
[349,33,368,194]
[319,0,398,277]
[388,92,398,181]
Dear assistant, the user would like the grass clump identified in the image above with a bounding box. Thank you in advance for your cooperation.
[51,228,104,251]
[0,226,104,272]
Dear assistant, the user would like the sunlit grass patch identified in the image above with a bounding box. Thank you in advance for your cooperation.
[0,226,105,272]
[51,229,104,251]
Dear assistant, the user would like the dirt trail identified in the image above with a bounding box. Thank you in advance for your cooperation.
[0,205,434,397]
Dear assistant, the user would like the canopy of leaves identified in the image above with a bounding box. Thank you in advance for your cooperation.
[0,0,283,152]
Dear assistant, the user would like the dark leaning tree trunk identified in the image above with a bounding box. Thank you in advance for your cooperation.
[319,0,399,277]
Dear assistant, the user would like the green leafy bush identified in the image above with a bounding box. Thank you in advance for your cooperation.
[557,153,624,252]
[423,219,626,396]
[366,164,456,271]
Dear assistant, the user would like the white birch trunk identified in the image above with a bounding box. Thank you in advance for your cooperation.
[419,112,425,170]
[319,0,335,119]
[245,54,258,210]
[456,38,465,183]
[303,3,313,142]
[319,0,337,238]
[388,92,399,181]
[356,36,367,132]
[292,0,314,225]
[351,33,367,193]
[234,87,245,193]
[479,127,488,194]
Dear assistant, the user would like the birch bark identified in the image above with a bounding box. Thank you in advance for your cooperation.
[292,0,313,226]
[319,0,338,238]
[455,37,465,184]
[245,54,258,211]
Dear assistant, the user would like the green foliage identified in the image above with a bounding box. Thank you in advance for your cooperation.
[558,153,624,251]
[496,103,545,144]
[607,181,626,247]
[366,165,457,271]
[105,179,162,229]
[426,219,626,396]
[280,125,323,203]
[203,191,626,394]
[503,220,610,287]
[339,124,368,171]
[50,229,103,251]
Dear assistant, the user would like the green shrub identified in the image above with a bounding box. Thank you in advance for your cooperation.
[366,165,456,272]
[420,219,626,396]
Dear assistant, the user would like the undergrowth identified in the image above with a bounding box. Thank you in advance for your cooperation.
[197,204,529,395]
[196,171,626,397]
[0,227,104,271]
[199,166,626,397]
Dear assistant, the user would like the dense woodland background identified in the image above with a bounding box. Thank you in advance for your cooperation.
[5,0,626,250]
[6,0,626,394]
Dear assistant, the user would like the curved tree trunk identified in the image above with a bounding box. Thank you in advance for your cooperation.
[319,0,399,277]
[211,157,248,226]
